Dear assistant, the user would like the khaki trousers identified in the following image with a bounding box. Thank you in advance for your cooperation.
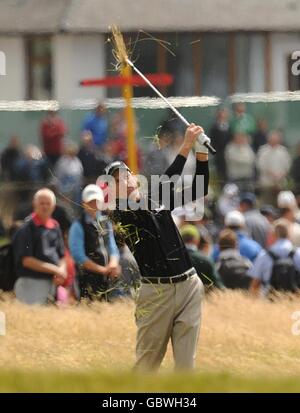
[134,274,204,371]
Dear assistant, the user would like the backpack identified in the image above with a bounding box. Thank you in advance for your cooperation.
[216,249,252,290]
[0,243,17,292]
[267,249,300,293]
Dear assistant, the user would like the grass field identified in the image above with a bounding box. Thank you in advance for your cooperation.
[1,290,300,392]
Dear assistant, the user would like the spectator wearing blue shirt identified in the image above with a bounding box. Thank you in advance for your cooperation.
[81,103,108,147]
[212,210,262,262]
[239,193,271,248]
[69,184,120,301]
[249,222,300,296]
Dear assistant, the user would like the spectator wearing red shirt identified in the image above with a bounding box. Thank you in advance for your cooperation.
[40,110,67,166]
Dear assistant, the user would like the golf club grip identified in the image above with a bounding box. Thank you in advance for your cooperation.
[205,141,217,155]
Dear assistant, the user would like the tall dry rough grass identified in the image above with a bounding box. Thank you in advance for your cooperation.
[1,291,300,376]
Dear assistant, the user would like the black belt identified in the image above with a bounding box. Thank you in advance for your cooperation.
[141,267,197,285]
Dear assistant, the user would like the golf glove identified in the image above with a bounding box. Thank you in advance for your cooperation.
[194,133,211,154]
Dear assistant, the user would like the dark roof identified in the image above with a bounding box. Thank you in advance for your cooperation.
[1,0,300,34]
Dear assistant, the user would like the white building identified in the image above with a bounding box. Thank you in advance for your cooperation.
[0,0,300,102]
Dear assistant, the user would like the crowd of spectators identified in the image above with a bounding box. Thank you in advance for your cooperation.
[1,101,300,305]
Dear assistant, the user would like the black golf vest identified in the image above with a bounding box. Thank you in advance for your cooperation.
[80,212,111,271]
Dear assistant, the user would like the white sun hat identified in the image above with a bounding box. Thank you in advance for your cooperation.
[225,210,245,228]
[82,184,104,204]
[277,191,297,209]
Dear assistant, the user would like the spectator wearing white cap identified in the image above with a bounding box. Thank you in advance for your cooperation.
[212,210,262,263]
[275,191,300,248]
[68,184,120,301]
[277,191,300,222]
[217,183,240,218]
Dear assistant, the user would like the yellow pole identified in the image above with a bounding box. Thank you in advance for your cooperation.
[121,64,138,174]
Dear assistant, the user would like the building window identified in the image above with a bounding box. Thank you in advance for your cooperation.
[105,32,199,98]
[104,32,240,98]
[26,37,52,100]
[166,33,195,97]
[200,34,230,98]
[127,33,158,98]
[288,53,300,91]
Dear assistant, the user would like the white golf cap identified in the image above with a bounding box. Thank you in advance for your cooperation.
[222,183,239,197]
[225,210,245,227]
[277,191,297,209]
[82,184,104,204]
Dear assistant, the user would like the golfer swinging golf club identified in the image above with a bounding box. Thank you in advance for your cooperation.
[104,124,209,370]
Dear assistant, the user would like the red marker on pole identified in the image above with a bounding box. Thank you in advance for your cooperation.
[80,73,174,88]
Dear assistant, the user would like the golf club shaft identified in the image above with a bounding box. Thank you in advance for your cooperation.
[126,58,216,155]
